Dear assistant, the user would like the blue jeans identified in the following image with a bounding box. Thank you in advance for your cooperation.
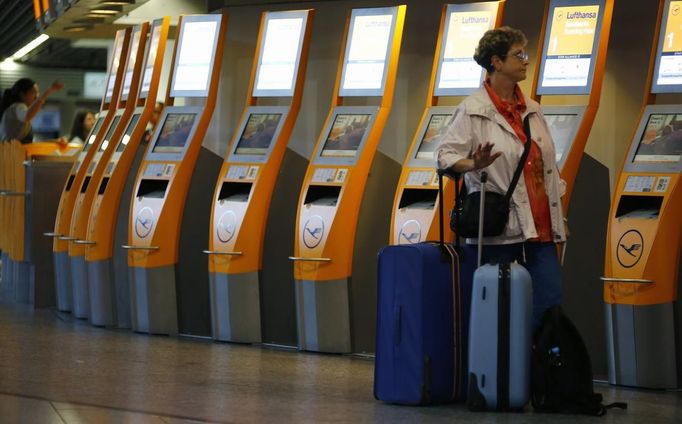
[463,242,562,329]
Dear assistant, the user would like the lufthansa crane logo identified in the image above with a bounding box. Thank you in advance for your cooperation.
[398,220,422,244]
[135,207,154,239]
[217,210,238,243]
[303,215,324,249]
[616,229,644,269]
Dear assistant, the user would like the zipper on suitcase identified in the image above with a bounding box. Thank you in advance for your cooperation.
[497,263,511,410]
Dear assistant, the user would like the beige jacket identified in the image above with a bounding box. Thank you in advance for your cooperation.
[436,87,567,245]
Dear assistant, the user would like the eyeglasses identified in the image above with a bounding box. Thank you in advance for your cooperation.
[506,51,529,62]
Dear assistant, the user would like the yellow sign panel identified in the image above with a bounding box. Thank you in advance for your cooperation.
[443,11,493,59]
[547,5,600,56]
[662,1,682,53]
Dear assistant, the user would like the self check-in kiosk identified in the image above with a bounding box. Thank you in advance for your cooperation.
[532,0,613,207]
[390,2,504,246]
[125,14,227,335]
[290,6,406,353]
[67,23,151,324]
[84,18,170,328]
[604,0,682,389]
[206,10,314,343]
[45,29,132,315]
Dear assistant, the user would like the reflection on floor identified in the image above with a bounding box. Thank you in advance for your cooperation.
[0,299,680,424]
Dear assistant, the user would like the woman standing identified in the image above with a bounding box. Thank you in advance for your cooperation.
[69,110,96,144]
[436,27,568,328]
[0,78,64,143]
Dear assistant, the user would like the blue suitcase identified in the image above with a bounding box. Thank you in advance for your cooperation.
[374,170,471,405]
[466,171,533,411]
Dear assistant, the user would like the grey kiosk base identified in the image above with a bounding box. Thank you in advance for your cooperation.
[71,255,90,319]
[1,253,32,304]
[209,271,262,343]
[606,300,682,389]
[295,278,351,353]
[130,265,178,335]
[54,251,73,311]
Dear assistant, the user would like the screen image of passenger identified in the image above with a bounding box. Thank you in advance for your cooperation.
[544,114,579,163]
[234,113,282,155]
[320,114,372,157]
[116,114,141,152]
[633,113,682,163]
[83,117,106,152]
[415,114,451,160]
[152,113,197,153]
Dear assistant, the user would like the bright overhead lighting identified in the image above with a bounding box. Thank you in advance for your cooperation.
[89,10,119,15]
[100,1,135,5]
[12,34,50,60]
[0,58,19,71]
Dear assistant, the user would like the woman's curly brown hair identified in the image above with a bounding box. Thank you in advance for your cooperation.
[473,26,527,73]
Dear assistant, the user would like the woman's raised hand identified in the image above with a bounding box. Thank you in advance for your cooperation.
[472,142,502,170]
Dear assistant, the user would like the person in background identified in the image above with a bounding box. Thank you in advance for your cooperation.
[144,101,164,143]
[69,110,96,144]
[435,27,568,329]
[0,78,64,143]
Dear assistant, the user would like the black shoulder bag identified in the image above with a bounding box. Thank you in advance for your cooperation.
[450,115,532,238]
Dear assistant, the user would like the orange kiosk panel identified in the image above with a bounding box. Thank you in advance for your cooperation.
[206,10,314,343]
[291,6,406,353]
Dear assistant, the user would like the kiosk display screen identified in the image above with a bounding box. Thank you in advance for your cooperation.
[105,35,125,102]
[653,0,682,92]
[83,117,106,152]
[415,114,451,160]
[545,113,580,163]
[340,9,395,95]
[320,114,372,157]
[141,22,163,97]
[538,0,602,94]
[254,14,305,96]
[122,29,142,99]
[172,19,218,95]
[435,4,497,95]
[152,113,197,153]
[234,113,283,156]
[633,113,682,163]
[116,114,141,152]
[99,116,122,151]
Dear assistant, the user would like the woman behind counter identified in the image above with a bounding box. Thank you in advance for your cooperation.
[436,26,568,328]
[69,110,96,144]
[0,78,64,143]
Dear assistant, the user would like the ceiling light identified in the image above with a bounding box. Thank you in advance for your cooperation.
[90,5,123,14]
[99,1,135,5]
[88,10,119,16]
[64,25,92,32]
[12,34,50,60]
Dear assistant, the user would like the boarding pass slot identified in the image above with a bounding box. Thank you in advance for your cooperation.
[218,182,252,202]
[136,179,169,199]
[615,195,663,219]
[304,185,341,207]
[398,188,438,210]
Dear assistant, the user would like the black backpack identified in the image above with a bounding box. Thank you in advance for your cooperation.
[531,306,627,416]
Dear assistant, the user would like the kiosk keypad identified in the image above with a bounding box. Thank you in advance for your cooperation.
[226,165,249,180]
[312,168,338,183]
[624,175,656,193]
[406,170,434,187]
[144,163,166,177]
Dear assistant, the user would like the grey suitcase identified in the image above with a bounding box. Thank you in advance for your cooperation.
[466,171,533,411]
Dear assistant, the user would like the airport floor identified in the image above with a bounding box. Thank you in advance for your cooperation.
[0,299,681,424]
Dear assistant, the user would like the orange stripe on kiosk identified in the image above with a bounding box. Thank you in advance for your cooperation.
[83,18,170,328]
[47,29,132,315]
[291,6,406,353]
[126,14,227,335]
[390,2,504,246]
[604,0,682,389]
[207,10,314,343]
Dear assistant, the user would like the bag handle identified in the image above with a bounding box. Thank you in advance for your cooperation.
[437,168,460,252]
[503,115,532,204]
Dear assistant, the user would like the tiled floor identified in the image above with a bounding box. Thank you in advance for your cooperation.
[0,299,681,423]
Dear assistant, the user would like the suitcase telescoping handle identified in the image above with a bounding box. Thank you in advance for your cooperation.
[477,171,488,268]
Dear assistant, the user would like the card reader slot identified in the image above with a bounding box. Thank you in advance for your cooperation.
[136,179,169,199]
[98,177,109,195]
[398,188,438,210]
[80,176,91,193]
[615,195,663,219]
[218,182,252,202]
[304,185,341,206]
[65,174,75,191]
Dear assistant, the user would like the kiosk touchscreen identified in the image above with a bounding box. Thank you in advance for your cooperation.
[603,0,682,389]
[65,24,149,321]
[207,9,314,343]
[291,6,405,353]
[46,28,131,314]
[126,14,227,336]
[391,2,502,246]
[531,0,612,210]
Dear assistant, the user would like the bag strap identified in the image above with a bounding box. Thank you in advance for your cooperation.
[503,115,532,204]
[436,168,461,252]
